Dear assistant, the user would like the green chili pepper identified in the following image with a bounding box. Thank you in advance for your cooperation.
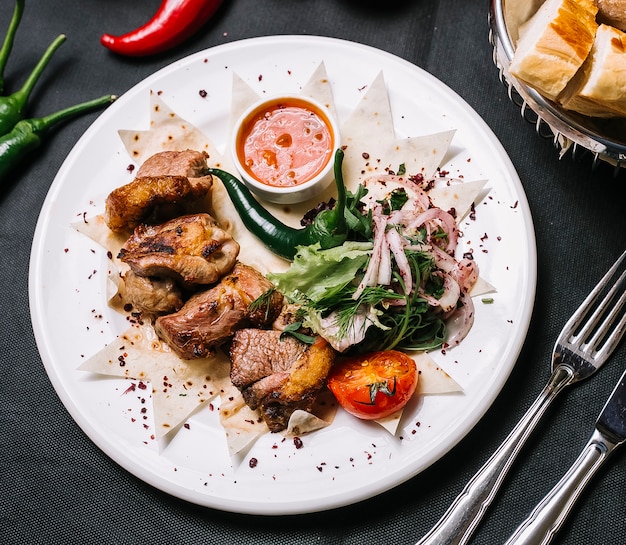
[208,148,348,261]
[0,94,116,181]
[0,0,24,95]
[0,33,66,136]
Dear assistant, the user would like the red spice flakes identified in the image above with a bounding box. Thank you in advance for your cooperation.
[258,74,263,82]
[249,457,258,468]
[199,89,207,98]
[293,437,303,449]
[123,383,136,394]
[409,172,425,185]
[469,202,477,221]
[126,164,135,173]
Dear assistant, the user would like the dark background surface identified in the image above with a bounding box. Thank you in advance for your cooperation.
[1,1,625,544]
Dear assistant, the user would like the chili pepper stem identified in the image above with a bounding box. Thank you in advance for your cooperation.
[0,0,25,94]
[31,94,116,134]
[11,34,66,113]
[0,95,116,182]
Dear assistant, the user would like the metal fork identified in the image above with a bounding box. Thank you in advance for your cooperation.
[416,249,626,545]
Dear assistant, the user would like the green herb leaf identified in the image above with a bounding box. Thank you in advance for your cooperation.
[279,322,316,344]
[249,288,277,321]
[356,377,398,406]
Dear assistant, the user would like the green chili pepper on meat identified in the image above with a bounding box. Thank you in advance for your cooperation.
[0,94,116,181]
[0,0,24,96]
[0,33,66,136]
[208,148,349,260]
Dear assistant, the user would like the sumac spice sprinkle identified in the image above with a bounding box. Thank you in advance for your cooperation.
[249,457,258,468]
[293,437,303,449]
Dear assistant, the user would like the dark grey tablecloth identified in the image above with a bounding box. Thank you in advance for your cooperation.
[1,1,625,544]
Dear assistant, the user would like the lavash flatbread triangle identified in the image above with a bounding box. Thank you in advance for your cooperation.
[118,91,226,169]
[79,323,231,439]
[340,71,456,188]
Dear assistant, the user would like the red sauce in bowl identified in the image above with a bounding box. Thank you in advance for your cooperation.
[236,97,335,188]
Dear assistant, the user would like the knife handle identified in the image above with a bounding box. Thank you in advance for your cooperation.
[415,365,574,545]
[503,429,618,545]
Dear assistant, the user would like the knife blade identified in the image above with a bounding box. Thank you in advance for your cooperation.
[504,368,626,545]
[596,371,626,443]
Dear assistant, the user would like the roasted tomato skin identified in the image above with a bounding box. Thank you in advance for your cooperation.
[327,350,418,420]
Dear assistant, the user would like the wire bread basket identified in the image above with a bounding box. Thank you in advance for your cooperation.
[488,0,626,174]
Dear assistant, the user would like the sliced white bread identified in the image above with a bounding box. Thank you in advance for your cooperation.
[559,24,626,117]
[509,0,598,101]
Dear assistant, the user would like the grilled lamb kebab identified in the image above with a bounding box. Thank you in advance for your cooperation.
[230,330,335,432]
[105,149,214,233]
[154,262,283,359]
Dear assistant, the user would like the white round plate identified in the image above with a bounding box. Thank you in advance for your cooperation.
[29,36,536,515]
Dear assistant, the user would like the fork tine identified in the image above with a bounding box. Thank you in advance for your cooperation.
[591,289,626,361]
[563,250,626,342]
[577,267,626,344]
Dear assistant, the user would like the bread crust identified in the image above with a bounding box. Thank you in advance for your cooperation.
[509,0,598,100]
[559,24,626,117]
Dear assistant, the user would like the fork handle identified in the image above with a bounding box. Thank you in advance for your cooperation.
[415,365,574,545]
[503,429,618,545]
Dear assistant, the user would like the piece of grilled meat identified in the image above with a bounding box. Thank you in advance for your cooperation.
[121,270,184,315]
[230,330,335,432]
[118,213,240,289]
[105,150,213,233]
[154,262,283,359]
[135,149,210,178]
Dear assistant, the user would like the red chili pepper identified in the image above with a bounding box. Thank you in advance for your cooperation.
[101,0,223,57]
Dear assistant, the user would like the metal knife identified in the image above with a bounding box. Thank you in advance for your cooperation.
[504,368,626,545]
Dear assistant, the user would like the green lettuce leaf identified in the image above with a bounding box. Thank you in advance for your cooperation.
[267,241,372,302]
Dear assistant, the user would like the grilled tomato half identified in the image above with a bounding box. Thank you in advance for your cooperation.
[327,350,418,420]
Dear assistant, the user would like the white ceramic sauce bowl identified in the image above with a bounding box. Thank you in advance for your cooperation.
[231,94,340,204]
